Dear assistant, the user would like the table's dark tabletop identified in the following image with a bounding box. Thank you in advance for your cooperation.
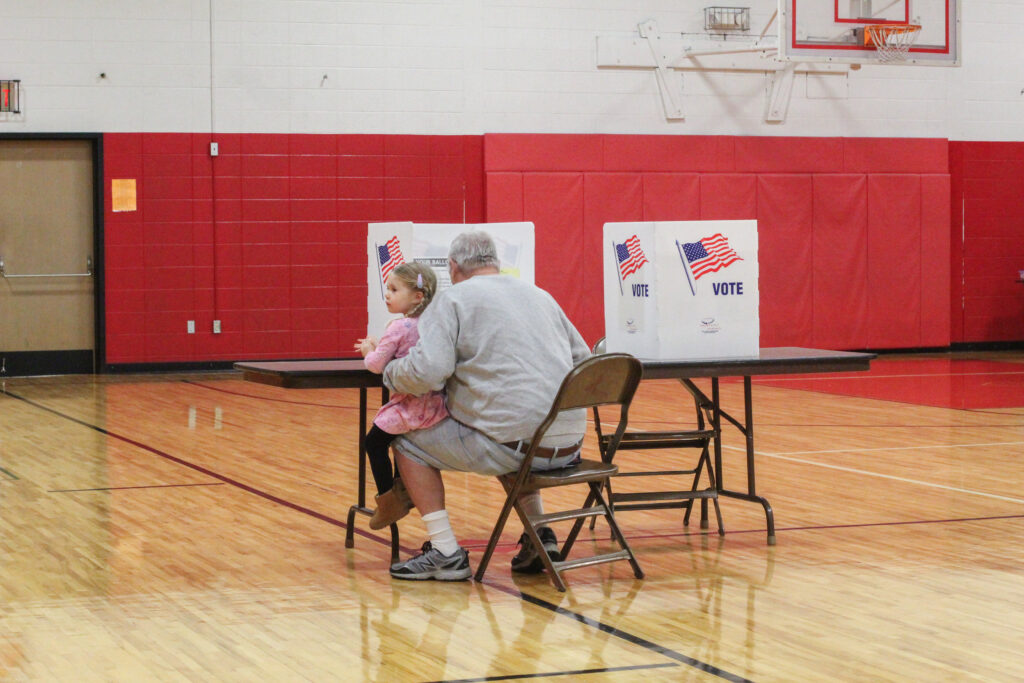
[638,346,874,380]
[235,359,382,389]
[235,347,874,388]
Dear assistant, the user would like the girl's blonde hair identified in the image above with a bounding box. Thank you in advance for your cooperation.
[389,262,437,318]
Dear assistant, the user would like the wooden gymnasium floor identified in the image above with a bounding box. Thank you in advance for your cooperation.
[2,351,1023,682]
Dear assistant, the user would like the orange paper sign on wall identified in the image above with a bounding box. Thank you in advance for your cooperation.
[112,179,137,212]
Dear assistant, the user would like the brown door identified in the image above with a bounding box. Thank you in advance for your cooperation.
[0,139,96,375]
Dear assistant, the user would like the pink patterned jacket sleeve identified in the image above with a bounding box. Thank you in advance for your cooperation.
[363,319,408,374]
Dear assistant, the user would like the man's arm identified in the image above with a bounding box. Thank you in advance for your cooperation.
[561,311,591,364]
[383,296,458,396]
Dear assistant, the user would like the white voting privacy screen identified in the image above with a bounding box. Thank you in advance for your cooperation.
[366,222,534,338]
[603,221,759,360]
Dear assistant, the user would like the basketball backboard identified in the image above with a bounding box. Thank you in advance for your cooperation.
[779,0,960,66]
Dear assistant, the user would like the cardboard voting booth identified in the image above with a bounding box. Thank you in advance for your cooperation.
[367,222,535,337]
[603,220,759,360]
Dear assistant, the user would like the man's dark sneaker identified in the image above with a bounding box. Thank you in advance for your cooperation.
[390,541,471,581]
[511,527,560,574]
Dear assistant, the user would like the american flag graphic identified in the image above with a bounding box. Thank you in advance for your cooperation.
[615,235,649,280]
[378,236,404,281]
[681,233,741,280]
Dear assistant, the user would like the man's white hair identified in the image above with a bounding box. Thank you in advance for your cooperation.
[448,231,499,271]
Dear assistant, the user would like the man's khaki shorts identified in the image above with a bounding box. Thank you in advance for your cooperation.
[392,418,580,475]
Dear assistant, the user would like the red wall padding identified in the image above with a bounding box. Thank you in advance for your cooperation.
[866,175,922,348]
[921,175,952,346]
[641,174,700,221]
[949,142,1024,342]
[103,132,992,366]
[104,133,483,364]
[485,134,952,350]
[812,175,869,349]
[699,174,757,220]
[523,174,586,327]
[756,175,813,347]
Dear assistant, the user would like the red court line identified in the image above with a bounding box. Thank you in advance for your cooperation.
[767,513,1024,534]
[626,418,1024,428]
[185,380,363,409]
[49,482,226,493]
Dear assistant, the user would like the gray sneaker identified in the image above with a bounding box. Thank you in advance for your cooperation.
[511,527,560,574]
[390,541,472,581]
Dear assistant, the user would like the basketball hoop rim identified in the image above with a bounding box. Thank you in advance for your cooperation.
[864,23,922,48]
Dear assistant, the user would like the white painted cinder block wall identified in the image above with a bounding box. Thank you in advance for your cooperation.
[0,0,1020,140]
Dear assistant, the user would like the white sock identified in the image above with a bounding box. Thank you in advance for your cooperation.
[421,509,460,556]
[518,490,545,520]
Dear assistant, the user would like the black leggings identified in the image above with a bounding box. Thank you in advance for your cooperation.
[365,425,398,495]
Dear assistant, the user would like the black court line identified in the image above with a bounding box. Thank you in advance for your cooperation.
[49,482,226,493]
[0,465,19,480]
[516,592,750,682]
[4,390,405,553]
[599,513,1024,546]
[494,512,1024,552]
[427,661,679,682]
[464,577,751,683]
[9,388,753,683]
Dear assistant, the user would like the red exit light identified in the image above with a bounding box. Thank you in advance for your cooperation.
[1,80,20,113]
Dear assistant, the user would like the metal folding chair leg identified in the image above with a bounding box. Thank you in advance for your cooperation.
[474,475,524,584]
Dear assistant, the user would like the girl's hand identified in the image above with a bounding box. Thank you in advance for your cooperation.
[355,337,378,356]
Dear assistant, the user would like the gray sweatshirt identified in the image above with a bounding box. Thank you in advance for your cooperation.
[383,275,590,445]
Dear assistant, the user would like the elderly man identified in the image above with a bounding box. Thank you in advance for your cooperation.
[382,231,590,581]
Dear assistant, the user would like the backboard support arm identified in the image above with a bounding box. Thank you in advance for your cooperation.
[598,20,850,124]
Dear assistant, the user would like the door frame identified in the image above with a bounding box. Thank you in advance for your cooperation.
[0,132,105,374]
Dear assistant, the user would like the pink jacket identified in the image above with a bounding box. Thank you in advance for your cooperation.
[364,317,448,434]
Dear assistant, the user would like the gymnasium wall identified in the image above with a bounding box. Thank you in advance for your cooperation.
[4,1,1024,361]
[484,134,951,349]
[103,133,483,363]
[101,131,961,365]
[950,142,1024,343]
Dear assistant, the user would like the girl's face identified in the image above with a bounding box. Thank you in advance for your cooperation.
[385,275,424,315]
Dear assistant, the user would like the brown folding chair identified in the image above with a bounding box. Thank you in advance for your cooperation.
[474,353,645,591]
[590,338,724,535]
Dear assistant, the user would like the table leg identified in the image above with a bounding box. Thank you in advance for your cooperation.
[358,386,368,508]
[710,378,722,530]
[715,376,776,545]
[345,387,401,563]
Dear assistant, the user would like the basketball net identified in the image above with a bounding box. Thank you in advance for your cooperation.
[865,24,922,64]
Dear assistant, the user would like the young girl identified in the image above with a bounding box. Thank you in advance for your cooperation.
[355,262,447,530]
